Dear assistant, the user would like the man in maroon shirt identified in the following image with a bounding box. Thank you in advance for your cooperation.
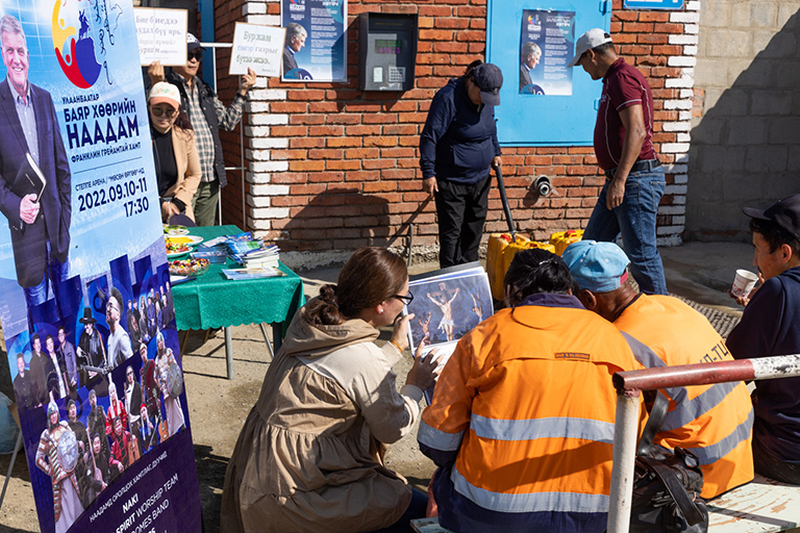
[569,28,667,295]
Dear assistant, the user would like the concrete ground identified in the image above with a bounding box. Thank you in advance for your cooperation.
[0,241,755,532]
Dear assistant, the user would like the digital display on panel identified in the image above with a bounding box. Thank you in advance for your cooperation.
[375,39,402,54]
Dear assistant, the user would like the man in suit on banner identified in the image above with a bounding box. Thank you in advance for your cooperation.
[0,15,72,317]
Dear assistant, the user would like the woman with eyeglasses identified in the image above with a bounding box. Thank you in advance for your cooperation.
[147,82,201,223]
[221,247,441,533]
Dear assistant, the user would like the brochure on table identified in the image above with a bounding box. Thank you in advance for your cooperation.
[0,1,202,532]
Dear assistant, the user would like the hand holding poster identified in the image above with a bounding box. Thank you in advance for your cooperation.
[0,1,201,532]
[230,23,285,77]
[134,8,188,66]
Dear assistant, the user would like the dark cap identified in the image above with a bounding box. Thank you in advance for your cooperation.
[472,63,503,106]
[187,33,205,52]
[79,307,97,324]
[743,194,800,241]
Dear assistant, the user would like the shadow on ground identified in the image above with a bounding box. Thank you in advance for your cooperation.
[195,444,228,532]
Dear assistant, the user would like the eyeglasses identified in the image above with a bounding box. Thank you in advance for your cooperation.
[151,106,178,117]
[393,292,414,305]
[188,51,203,62]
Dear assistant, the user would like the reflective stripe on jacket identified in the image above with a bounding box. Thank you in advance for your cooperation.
[615,294,754,498]
[419,294,646,533]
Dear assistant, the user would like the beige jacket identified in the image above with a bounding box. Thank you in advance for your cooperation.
[160,125,201,221]
[220,302,423,533]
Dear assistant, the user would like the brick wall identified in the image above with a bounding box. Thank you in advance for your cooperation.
[215,0,698,260]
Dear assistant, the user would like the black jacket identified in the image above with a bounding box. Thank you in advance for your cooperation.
[419,78,501,185]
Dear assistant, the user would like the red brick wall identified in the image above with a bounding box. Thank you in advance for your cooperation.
[214,0,690,252]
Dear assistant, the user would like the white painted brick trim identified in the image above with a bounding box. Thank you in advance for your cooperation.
[661,143,691,153]
[247,173,272,184]
[665,77,695,89]
[663,122,692,132]
[665,164,688,173]
[670,12,700,23]
[250,184,290,195]
[249,89,288,101]
[248,196,271,208]
[242,3,266,15]
[244,125,271,137]
[250,114,284,125]
[669,34,699,45]
[668,56,697,67]
[250,137,288,149]
[664,99,693,110]
[659,205,684,215]
[246,14,281,25]
[250,161,289,172]
[251,207,290,219]
[665,184,688,195]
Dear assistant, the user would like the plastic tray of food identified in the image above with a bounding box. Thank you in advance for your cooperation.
[169,258,210,277]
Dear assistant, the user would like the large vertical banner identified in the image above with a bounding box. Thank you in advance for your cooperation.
[519,9,575,96]
[0,1,201,532]
[281,0,347,82]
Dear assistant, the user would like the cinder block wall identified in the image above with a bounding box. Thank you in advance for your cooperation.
[214,0,698,261]
[687,0,800,241]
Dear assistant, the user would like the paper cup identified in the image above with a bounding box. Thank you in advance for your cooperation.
[731,269,759,298]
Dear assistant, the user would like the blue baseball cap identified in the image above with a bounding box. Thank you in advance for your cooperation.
[562,240,630,292]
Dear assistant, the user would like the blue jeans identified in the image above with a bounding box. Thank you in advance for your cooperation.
[584,168,668,295]
[24,241,69,323]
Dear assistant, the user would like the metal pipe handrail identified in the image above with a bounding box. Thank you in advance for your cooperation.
[607,354,800,533]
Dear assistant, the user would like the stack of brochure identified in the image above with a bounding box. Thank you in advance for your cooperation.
[225,232,280,268]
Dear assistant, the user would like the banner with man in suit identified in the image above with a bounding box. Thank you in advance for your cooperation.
[0,2,201,532]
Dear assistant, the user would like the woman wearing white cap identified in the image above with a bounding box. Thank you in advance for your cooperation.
[148,82,201,223]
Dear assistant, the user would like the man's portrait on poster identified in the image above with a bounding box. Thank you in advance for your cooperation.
[0,14,72,315]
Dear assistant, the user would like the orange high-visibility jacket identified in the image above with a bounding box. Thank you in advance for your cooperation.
[419,295,646,533]
[615,294,754,498]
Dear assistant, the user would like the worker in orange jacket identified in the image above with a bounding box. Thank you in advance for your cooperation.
[563,240,754,498]
[418,248,650,532]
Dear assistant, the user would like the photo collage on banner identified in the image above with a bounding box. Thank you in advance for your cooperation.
[0,1,201,532]
[519,9,575,96]
[281,0,347,82]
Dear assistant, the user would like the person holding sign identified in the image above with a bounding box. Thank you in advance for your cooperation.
[147,81,201,223]
[0,15,72,316]
[147,33,256,226]
[221,247,440,533]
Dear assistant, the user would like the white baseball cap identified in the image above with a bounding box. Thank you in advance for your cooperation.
[567,28,613,68]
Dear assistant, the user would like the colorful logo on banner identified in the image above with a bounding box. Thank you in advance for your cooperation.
[52,0,102,88]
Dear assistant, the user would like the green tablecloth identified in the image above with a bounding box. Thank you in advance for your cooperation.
[171,225,305,331]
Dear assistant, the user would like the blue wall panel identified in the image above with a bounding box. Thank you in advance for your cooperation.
[487,0,612,146]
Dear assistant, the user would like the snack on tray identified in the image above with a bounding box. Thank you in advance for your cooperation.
[166,240,191,254]
[169,258,210,277]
